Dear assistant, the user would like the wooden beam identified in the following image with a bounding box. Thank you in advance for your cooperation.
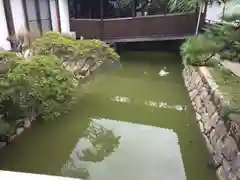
[35,0,43,34]
[100,0,104,40]
[56,0,62,32]
[3,0,15,48]
[22,0,30,30]
[47,0,53,30]
[3,0,15,35]
[132,0,136,17]
[164,0,168,14]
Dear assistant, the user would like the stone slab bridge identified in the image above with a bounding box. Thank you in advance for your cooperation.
[70,12,206,43]
[0,170,81,180]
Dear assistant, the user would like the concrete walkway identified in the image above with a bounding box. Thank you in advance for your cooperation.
[0,171,81,180]
[222,60,240,77]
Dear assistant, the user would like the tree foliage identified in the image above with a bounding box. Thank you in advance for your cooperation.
[168,0,229,12]
[180,0,240,66]
[4,55,76,121]
[0,31,119,137]
[180,1,240,122]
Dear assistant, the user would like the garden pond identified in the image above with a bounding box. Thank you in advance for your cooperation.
[0,51,217,180]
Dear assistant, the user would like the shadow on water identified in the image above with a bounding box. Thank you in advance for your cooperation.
[116,40,184,53]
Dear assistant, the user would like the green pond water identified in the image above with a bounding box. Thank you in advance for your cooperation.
[0,51,217,180]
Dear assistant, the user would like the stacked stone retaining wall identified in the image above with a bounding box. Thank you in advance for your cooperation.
[183,66,240,180]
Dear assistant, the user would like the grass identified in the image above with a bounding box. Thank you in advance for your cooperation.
[208,66,240,109]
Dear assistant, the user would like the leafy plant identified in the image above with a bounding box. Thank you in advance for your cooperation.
[32,32,77,61]
[0,119,10,135]
[3,55,76,121]
[0,31,119,127]
[180,34,221,66]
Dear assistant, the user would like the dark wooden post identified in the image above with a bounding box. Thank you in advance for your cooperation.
[56,0,62,32]
[47,0,53,30]
[222,3,226,21]
[132,0,136,17]
[3,0,15,49]
[100,0,104,40]
[164,0,168,14]
[35,0,43,34]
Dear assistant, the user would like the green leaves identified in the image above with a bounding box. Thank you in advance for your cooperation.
[0,54,75,121]
[180,34,222,66]
[0,120,10,135]
[0,32,119,124]
[168,0,197,12]
[180,15,240,66]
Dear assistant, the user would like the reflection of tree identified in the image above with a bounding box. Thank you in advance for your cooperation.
[80,122,121,162]
[61,161,90,180]
[61,121,121,179]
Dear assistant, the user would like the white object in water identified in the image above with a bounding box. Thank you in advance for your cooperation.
[158,67,169,76]
[112,96,130,103]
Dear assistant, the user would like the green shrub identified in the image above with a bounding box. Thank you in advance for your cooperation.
[32,32,78,61]
[0,32,119,123]
[0,52,22,75]
[4,55,76,121]
[0,120,10,135]
[77,39,119,61]
[181,35,222,66]
[32,32,119,62]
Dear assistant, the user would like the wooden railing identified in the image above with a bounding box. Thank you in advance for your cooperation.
[70,12,204,41]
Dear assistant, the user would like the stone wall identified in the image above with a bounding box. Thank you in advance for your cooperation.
[0,114,36,149]
[183,66,240,180]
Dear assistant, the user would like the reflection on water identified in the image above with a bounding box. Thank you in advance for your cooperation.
[145,101,187,111]
[61,118,186,180]
[111,96,187,111]
[61,120,121,179]
[111,96,130,103]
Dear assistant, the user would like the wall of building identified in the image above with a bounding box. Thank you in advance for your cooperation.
[10,0,26,34]
[0,0,71,50]
[59,0,70,33]
[0,0,11,50]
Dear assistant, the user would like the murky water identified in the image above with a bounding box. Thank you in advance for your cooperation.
[0,52,217,180]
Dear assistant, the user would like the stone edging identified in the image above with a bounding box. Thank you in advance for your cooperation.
[0,115,36,149]
[183,66,240,180]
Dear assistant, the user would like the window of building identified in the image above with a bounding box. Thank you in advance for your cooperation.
[23,0,52,33]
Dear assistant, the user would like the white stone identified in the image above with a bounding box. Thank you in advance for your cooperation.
[196,112,201,121]
[221,136,238,161]
[210,121,227,147]
[0,142,6,148]
[16,128,24,135]
[206,101,216,117]
[198,121,205,133]
[194,95,202,110]
[203,134,214,154]
[190,89,198,100]
[201,113,209,124]
[217,166,228,180]
[0,171,80,180]
[24,120,31,128]
[199,87,208,100]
